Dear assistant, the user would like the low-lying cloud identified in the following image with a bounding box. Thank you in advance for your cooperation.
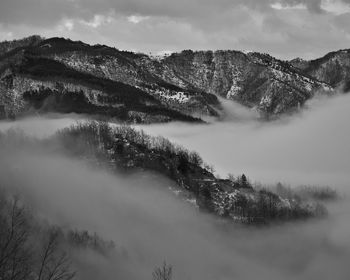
[0,134,349,280]
[0,94,349,279]
[140,93,350,189]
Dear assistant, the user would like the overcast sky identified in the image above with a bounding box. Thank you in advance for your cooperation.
[1,0,350,59]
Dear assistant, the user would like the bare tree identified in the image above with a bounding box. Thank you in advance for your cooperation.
[0,196,32,280]
[152,262,172,280]
[37,229,75,280]
[0,194,76,280]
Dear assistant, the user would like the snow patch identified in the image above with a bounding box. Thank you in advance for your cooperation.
[156,90,190,103]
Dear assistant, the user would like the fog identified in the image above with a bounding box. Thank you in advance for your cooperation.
[0,94,349,280]
[0,113,81,138]
[139,94,350,189]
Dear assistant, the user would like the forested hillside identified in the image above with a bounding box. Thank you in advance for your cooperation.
[48,122,330,223]
[2,36,348,123]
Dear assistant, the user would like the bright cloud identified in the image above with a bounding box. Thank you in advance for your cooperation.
[321,0,350,14]
[57,18,74,32]
[81,14,114,28]
[271,2,307,10]
[127,15,150,24]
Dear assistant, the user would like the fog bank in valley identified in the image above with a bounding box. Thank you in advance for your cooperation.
[0,94,349,279]
[0,113,82,138]
[1,139,350,280]
[140,94,350,189]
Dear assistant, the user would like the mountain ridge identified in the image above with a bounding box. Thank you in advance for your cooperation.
[1,35,349,122]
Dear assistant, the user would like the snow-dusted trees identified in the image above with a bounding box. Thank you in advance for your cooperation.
[37,229,75,280]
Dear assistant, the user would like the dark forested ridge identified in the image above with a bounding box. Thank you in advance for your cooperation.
[50,122,329,224]
[0,121,333,226]
[0,36,219,122]
[2,35,349,123]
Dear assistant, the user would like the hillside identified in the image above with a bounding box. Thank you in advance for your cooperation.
[145,50,332,115]
[0,37,219,122]
[0,36,341,122]
[291,49,350,92]
[50,122,328,224]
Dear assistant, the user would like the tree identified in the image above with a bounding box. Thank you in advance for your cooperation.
[203,163,215,174]
[0,196,32,280]
[189,152,203,166]
[37,228,75,280]
[227,173,235,182]
[152,262,172,280]
[237,174,251,189]
[241,174,247,185]
[0,193,88,280]
[177,152,189,175]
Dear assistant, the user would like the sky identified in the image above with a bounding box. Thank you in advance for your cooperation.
[1,0,350,60]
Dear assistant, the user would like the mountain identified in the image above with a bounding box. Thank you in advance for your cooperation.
[144,50,332,115]
[44,42,331,116]
[0,36,347,122]
[0,35,42,56]
[0,36,218,122]
[291,49,350,92]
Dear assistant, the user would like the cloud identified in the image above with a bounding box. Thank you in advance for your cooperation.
[0,28,13,40]
[321,0,350,14]
[81,14,114,28]
[271,2,308,10]
[1,0,350,59]
[138,93,350,189]
[0,96,350,279]
[271,0,322,13]
[57,19,75,32]
[272,0,350,14]
[127,15,150,24]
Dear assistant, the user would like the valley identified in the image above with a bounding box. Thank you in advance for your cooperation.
[0,35,349,280]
